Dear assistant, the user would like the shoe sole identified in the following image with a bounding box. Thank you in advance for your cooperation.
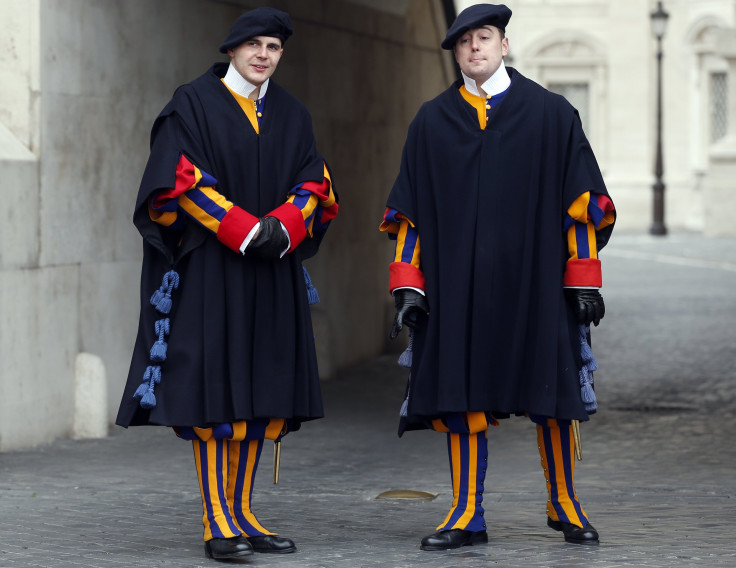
[565,538,599,545]
[420,534,488,551]
[205,547,254,559]
[252,547,297,554]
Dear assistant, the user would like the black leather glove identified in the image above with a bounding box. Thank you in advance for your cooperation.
[247,216,289,259]
[390,289,429,339]
[564,288,605,327]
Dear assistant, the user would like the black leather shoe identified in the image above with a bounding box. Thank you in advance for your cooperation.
[245,534,297,553]
[204,537,253,559]
[547,518,599,544]
[420,529,488,551]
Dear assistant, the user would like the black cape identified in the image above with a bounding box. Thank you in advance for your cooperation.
[117,63,329,428]
[387,69,614,429]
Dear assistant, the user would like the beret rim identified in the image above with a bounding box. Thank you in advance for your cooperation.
[442,3,512,50]
[219,7,293,54]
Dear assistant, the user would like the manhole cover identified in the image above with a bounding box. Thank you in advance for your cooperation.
[375,490,437,501]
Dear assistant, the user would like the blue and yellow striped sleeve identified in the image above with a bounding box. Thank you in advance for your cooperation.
[563,192,615,287]
[286,190,320,230]
[267,163,338,254]
[295,163,338,234]
[380,208,425,294]
[149,154,259,253]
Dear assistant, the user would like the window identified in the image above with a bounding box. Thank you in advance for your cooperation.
[523,34,607,166]
[710,71,728,143]
[548,82,590,134]
[689,21,728,169]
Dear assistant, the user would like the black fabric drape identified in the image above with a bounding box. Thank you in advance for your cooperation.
[386,69,614,429]
[117,63,328,428]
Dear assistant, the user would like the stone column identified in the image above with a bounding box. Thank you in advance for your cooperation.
[705,29,736,236]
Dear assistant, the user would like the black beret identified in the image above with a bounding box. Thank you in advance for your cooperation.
[441,3,512,50]
[219,7,293,53]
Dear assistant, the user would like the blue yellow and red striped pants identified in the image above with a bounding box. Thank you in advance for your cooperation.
[178,419,285,541]
[434,413,589,532]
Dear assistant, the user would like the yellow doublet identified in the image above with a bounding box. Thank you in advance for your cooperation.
[222,80,261,134]
[459,85,491,130]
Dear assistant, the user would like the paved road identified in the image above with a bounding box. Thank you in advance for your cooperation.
[1,232,735,567]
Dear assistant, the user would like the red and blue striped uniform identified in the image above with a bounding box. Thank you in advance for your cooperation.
[150,84,337,542]
[380,81,615,533]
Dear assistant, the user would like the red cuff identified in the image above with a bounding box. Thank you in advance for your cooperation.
[389,262,425,294]
[267,202,307,253]
[564,258,602,287]
[216,206,259,253]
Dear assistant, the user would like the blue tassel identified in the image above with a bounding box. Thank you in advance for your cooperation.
[303,266,320,305]
[580,336,598,372]
[150,341,167,362]
[578,325,598,412]
[396,330,415,417]
[580,339,594,364]
[150,288,165,306]
[140,390,157,409]
[138,271,179,409]
[307,286,320,305]
[150,365,162,384]
[399,395,409,418]
[151,270,180,314]
[149,318,170,362]
[133,365,161,409]
[581,381,597,405]
[155,296,172,314]
[133,382,149,400]
[398,329,414,368]
[399,371,412,417]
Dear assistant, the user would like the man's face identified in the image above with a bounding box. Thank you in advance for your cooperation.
[228,35,284,87]
[453,25,509,86]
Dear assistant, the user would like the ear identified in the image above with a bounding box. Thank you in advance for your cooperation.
[501,37,509,57]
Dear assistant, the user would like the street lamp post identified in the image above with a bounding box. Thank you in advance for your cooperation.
[650,1,669,235]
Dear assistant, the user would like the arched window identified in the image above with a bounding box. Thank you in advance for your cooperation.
[523,33,608,170]
[688,18,728,172]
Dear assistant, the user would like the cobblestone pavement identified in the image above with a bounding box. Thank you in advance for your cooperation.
[1,232,735,567]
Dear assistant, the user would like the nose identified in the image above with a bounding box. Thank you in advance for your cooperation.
[256,45,268,58]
